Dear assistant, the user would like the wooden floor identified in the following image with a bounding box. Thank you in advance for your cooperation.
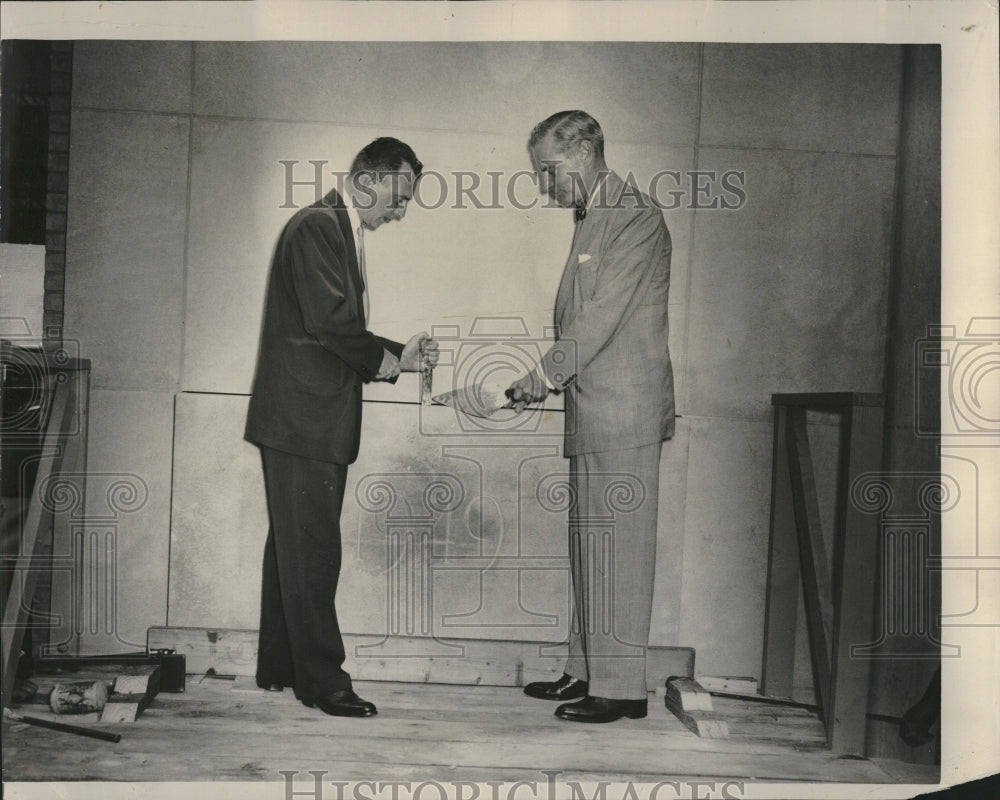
[3,675,940,787]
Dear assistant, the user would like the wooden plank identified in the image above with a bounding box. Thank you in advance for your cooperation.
[828,403,883,755]
[785,406,834,719]
[1,742,898,786]
[698,675,759,694]
[3,678,916,783]
[6,712,894,783]
[43,367,90,659]
[33,651,186,692]
[147,626,693,690]
[1,370,78,710]
[761,405,799,697]
[146,676,827,753]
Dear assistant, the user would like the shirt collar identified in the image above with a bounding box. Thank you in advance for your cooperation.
[585,171,611,212]
[344,195,364,244]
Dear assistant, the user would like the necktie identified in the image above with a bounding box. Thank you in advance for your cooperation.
[356,225,370,322]
[574,205,586,223]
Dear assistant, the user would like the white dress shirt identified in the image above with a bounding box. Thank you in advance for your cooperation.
[344,201,370,321]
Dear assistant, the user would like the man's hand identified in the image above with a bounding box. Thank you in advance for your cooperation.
[376,348,401,381]
[401,332,439,372]
[506,368,549,413]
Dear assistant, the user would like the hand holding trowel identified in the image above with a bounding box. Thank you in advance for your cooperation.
[431,368,549,419]
[431,382,517,419]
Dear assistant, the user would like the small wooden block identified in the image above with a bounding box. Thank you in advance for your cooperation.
[100,694,146,723]
[113,671,155,695]
[664,677,729,739]
[99,666,160,723]
[674,710,730,739]
[665,677,713,712]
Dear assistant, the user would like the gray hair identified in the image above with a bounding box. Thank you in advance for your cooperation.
[528,110,605,159]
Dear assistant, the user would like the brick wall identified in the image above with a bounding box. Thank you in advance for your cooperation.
[43,42,73,345]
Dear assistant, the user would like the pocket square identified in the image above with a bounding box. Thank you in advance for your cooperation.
[578,254,592,264]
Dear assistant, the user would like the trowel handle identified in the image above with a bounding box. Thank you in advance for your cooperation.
[420,340,434,405]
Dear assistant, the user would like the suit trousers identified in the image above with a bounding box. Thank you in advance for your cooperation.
[256,445,352,699]
[563,441,661,700]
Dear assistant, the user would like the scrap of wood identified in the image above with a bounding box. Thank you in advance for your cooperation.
[100,694,148,723]
[99,666,160,723]
[665,676,714,712]
[664,677,729,738]
[113,671,156,695]
[669,709,730,739]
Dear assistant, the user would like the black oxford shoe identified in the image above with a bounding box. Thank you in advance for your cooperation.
[555,695,647,723]
[302,688,377,717]
[524,673,589,701]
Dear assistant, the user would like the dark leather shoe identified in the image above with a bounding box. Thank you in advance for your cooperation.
[258,682,284,692]
[524,673,588,701]
[302,689,377,718]
[555,695,647,722]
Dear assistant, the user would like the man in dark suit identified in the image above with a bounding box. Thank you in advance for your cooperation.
[509,111,675,723]
[245,137,439,718]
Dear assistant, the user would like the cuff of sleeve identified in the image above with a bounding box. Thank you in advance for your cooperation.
[359,340,387,382]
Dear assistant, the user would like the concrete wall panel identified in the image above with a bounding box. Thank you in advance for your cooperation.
[701,44,902,155]
[77,389,174,654]
[194,42,700,147]
[684,147,895,420]
[64,109,189,390]
[74,41,192,114]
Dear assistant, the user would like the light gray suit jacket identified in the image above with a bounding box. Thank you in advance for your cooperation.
[541,171,675,457]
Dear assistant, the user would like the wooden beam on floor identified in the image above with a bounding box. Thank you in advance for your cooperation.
[664,677,729,739]
[147,626,694,690]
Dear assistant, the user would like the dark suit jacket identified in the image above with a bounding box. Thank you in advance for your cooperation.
[540,171,675,456]
[245,189,403,464]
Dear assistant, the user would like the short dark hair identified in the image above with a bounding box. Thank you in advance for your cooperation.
[349,137,423,182]
[528,110,605,159]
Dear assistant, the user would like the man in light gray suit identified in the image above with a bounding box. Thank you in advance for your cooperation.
[508,110,675,723]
